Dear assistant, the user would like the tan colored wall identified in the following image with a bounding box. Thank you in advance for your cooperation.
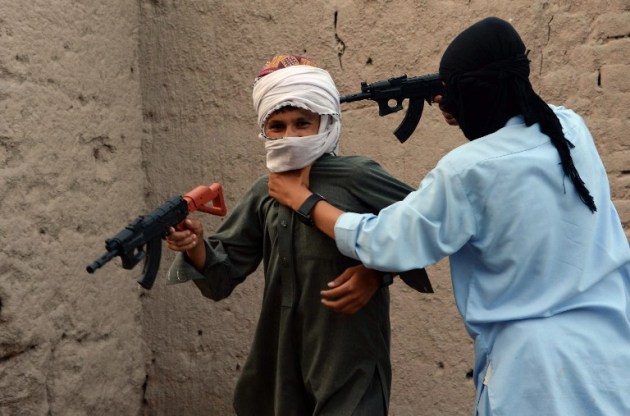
[0,1,147,415]
[138,1,630,415]
[1,0,628,415]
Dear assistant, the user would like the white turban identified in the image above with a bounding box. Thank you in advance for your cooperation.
[252,64,341,172]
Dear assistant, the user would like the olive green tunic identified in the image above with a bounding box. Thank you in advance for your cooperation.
[167,154,431,415]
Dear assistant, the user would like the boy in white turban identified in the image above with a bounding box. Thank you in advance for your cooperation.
[166,54,431,415]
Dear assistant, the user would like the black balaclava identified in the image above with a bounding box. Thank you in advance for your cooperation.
[439,17,596,213]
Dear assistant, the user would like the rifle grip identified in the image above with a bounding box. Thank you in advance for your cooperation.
[377,98,404,116]
[137,237,162,289]
[394,98,424,143]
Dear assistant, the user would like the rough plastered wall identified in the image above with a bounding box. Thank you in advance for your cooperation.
[0,1,146,415]
[1,0,628,415]
[138,1,629,416]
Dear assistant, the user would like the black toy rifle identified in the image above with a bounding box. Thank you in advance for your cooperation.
[86,183,227,289]
[340,73,444,143]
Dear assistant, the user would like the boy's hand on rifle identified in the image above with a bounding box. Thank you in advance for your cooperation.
[167,218,206,271]
[433,95,459,126]
[167,218,203,252]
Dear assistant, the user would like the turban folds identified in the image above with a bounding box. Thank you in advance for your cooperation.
[252,55,341,172]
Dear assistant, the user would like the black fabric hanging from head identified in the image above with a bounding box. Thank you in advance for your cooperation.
[438,17,596,213]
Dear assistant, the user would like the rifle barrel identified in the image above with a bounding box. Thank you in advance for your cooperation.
[339,92,372,104]
[86,250,118,273]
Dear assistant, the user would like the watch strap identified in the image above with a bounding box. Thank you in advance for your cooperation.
[296,193,325,226]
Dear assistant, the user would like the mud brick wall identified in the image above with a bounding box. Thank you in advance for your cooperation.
[1,1,627,415]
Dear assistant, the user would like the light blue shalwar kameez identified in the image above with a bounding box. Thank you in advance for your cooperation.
[335,106,630,415]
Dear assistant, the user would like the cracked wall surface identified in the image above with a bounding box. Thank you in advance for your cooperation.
[0,1,147,415]
[137,1,629,415]
[1,1,628,415]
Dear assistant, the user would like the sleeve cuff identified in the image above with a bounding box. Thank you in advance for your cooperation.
[165,242,211,285]
[334,212,369,260]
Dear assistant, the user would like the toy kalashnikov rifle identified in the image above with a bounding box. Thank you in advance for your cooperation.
[86,183,227,289]
[340,73,444,143]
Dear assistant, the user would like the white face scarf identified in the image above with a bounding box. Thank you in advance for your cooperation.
[252,65,341,173]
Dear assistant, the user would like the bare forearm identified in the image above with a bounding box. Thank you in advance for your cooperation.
[185,242,207,271]
[311,199,343,239]
[285,187,343,239]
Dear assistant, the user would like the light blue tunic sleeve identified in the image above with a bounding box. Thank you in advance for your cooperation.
[334,163,477,272]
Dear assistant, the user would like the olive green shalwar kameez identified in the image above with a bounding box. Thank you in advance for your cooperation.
[167,154,430,416]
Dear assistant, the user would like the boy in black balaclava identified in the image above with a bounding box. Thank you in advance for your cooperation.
[269,16,630,416]
[438,16,595,212]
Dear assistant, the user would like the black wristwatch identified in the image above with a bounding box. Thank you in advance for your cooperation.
[295,193,326,227]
